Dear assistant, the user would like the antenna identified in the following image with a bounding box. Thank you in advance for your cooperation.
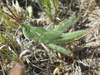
[2,3,22,25]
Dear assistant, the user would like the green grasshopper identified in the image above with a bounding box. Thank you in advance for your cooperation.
[2,4,86,56]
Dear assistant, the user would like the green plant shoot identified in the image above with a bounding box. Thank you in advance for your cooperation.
[2,4,86,56]
[36,0,59,22]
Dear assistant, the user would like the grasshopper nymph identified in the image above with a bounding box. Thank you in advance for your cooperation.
[2,4,86,56]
